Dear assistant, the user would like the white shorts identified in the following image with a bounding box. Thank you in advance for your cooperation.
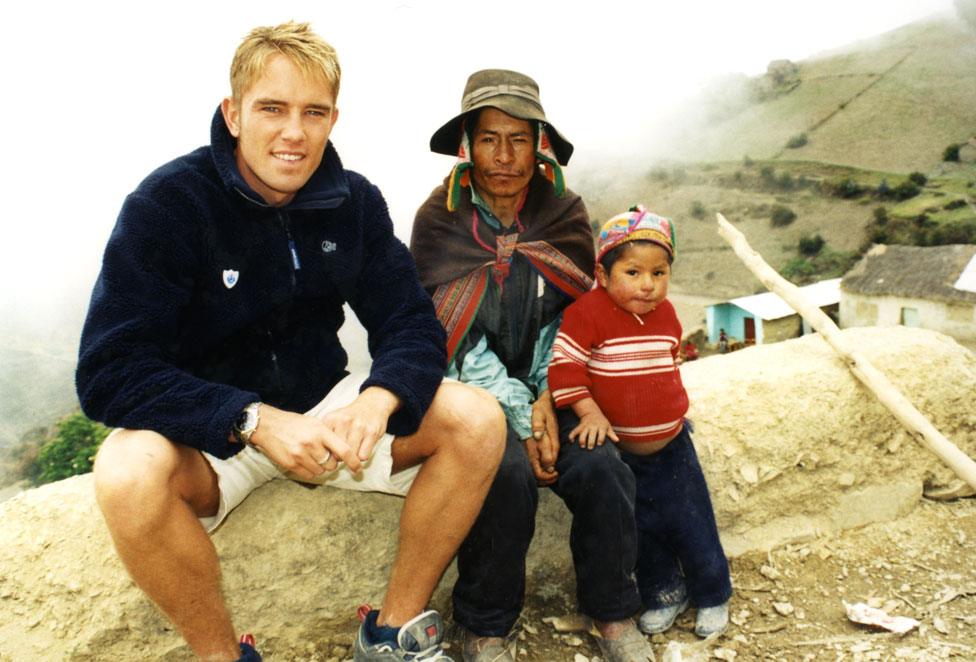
[199,371,421,532]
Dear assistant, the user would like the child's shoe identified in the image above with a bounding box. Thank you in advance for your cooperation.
[637,597,689,635]
[237,634,262,661]
[694,602,729,638]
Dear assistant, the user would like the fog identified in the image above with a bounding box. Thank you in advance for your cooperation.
[1,0,956,327]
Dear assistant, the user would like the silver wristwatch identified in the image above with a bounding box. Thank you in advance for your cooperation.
[232,402,261,445]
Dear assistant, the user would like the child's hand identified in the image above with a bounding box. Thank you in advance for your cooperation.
[569,411,619,449]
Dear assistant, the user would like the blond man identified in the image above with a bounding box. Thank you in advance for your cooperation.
[78,22,503,662]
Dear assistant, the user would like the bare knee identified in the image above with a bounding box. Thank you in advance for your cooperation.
[93,430,193,533]
[435,383,506,466]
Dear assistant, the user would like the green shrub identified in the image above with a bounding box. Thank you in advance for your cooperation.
[32,412,110,485]
[777,172,795,190]
[873,206,888,224]
[798,234,825,256]
[824,177,865,199]
[760,166,776,185]
[876,179,891,199]
[786,133,808,149]
[869,226,890,243]
[943,143,961,162]
[908,171,928,186]
[926,218,976,244]
[770,205,797,227]
[690,200,706,219]
[891,180,921,201]
[743,155,755,167]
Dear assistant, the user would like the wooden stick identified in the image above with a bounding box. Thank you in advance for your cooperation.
[716,213,976,490]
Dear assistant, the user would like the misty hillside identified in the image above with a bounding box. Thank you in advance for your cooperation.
[0,336,80,451]
[674,16,976,173]
[576,14,976,305]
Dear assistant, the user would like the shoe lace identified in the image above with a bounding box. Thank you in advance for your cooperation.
[403,646,451,661]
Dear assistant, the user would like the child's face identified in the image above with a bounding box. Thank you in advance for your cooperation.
[596,242,671,316]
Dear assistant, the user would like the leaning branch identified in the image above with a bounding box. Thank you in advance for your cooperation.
[716,213,976,490]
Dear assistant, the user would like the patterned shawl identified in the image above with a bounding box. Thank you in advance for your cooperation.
[411,171,595,362]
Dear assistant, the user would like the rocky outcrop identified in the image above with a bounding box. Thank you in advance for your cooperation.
[1,326,974,660]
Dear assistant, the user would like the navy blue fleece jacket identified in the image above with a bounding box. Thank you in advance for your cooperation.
[76,108,446,459]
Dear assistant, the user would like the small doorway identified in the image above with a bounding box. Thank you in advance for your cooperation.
[744,317,756,344]
[900,307,919,327]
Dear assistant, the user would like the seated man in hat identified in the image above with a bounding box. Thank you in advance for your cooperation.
[410,70,655,662]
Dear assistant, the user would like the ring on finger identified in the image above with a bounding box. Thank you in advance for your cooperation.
[316,452,332,466]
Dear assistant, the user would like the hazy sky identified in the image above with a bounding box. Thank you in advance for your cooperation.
[0,0,955,328]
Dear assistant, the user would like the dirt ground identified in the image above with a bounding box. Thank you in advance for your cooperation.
[491,496,976,662]
[214,493,975,662]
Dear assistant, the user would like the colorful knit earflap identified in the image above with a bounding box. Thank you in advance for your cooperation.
[536,123,565,197]
[446,120,474,211]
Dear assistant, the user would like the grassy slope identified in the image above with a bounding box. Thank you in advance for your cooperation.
[576,17,976,301]
[677,18,976,173]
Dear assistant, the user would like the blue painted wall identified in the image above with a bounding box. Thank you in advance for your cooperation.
[706,304,762,344]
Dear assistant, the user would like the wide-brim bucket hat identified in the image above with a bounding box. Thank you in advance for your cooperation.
[429,68,574,165]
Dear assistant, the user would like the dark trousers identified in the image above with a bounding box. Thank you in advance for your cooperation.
[621,423,733,609]
[452,410,641,635]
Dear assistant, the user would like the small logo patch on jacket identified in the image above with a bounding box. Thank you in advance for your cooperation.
[222,269,239,289]
[321,240,337,253]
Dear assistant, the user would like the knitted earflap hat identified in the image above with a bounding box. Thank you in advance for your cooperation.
[433,70,574,211]
[597,205,676,262]
[429,68,574,165]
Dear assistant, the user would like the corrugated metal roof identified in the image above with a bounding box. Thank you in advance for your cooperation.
[716,278,842,320]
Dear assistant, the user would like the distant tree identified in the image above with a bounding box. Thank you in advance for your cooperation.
[32,412,110,485]
[743,155,755,167]
[891,180,921,201]
[876,178,892,199]
[690,200,706,219]
[824,177,865,199]
[760,166,776,187]
[771,205,797,227]
[777,172,795,190]
[908,171,928,186]
[873,206,888,224]
[943,143,961,162]
[786,133,808,149]
[798,234,825,256]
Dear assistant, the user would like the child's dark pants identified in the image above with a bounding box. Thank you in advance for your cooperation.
[622,422,733,609]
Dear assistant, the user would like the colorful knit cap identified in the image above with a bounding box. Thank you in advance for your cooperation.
[596,205,676,262]
[446,121,565,211]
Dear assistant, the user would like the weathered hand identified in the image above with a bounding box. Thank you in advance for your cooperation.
[523,436,558,486]
[531,389,559,474]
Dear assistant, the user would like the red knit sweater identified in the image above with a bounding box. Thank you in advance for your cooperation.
[548,287,688,443]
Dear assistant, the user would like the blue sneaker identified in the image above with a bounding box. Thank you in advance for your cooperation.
[236,634,262,661]
[354,607,453,661]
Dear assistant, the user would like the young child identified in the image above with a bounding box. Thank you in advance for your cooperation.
[548,205,732,638]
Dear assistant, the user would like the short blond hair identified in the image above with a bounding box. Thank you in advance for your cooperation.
[230,21,341,103]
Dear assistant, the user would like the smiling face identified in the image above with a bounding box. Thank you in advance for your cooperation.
[596,241,672,316]
[470,107,537,211]
[221,54,338,206]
